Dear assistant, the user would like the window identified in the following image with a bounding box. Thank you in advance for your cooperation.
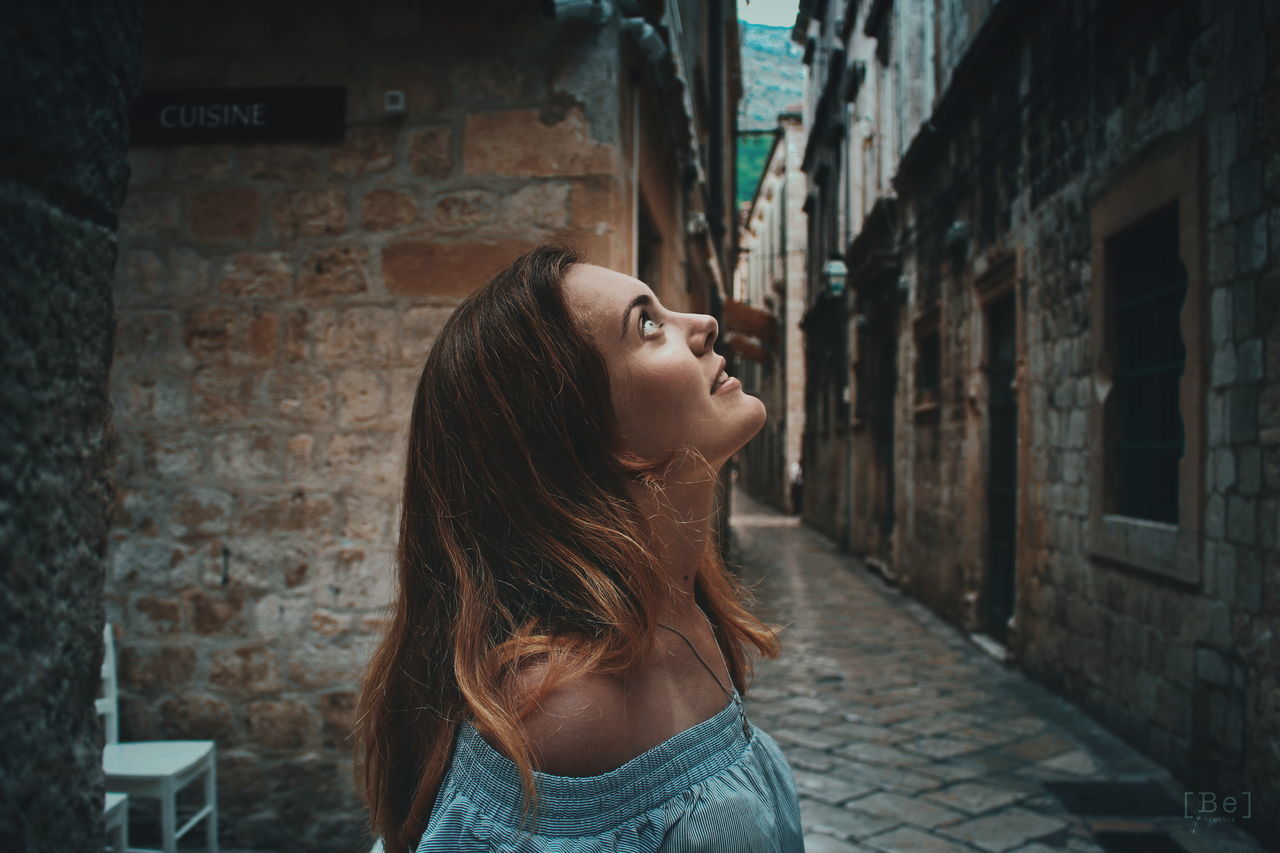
[1088,135,1206,585]
[914,307,941,414]
[1105,202,1186,523]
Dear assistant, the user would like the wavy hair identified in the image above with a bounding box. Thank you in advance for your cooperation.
[354,243,780,853]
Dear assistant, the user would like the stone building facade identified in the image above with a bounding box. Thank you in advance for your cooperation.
[732,111,809,514]
[108,1,742,849]
[795,0,1278,845]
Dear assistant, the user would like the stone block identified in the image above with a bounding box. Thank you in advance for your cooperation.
[286,643,364,689]
[1203,489,1223,535]
[133,595,183,634]
[328,126,395,176]
[252,594,311,639]
[115,365,190,423]
[233,492,337,536]
[218,251,293,298]
[1237,337,1263,383]
[429,189,498,229]
[119,644,196,687]
[239,144,318,182]
[282,308,308,360]
[1213,447,1236,492]
[334,367,388,424]
[1237,212,1268,274]
[269,188,348,240]
[317,690,357,750]
[1211,345,1238,387]
[408,127,451,178]
[1211,287,1233,348]
[170,248,212,298]
[938,807,1066,851]
[1229,157,1263,217]
[190,365,255,423]
[381,238,529,298]
[182,586,246,635]
[210,429,277,480]
[361,188,418,231]
[1237,445,1261,494]
[157,694,234,740]
[185,304,277,364]
[170,486,232,538]
[1226,495,1256,544]
[262,365,332,421]
[119,190,180,240]
[173,145,233,181]
[211,643,281,692]
[1228,386,1258,443]
[114,310,184,366]
[284,432,315,480]
[320,429,400,489]
[297,244,370,297]
[397,305,454,364]
[463,107,617,177]
[501,181,571,228]
[1232,277,1256,340]
[116,249,166,304]
[189,187,260,242]
[1195,645,1232,687]
[310,306,396,363]
[247,699,313,749]
[311,608,351,636]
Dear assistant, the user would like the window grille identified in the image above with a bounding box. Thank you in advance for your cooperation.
[1106,202,1186,524]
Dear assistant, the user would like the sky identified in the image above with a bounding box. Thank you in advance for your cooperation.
[737,0,800,28]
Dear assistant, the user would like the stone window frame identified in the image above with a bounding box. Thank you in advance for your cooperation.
[1087,133,1206,585]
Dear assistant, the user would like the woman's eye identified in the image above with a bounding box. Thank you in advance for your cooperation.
[640,311,664,338]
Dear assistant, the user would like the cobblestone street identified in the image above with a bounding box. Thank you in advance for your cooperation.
[728,487,1266,853]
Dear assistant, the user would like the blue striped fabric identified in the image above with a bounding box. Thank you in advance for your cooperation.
[415,690,804,852]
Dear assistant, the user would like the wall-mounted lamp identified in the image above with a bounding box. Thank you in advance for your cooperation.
[823,257,848,298]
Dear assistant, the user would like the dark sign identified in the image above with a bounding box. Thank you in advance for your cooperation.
[130,87,346,145]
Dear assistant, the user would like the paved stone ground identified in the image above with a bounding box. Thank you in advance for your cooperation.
[728,485,1266,853]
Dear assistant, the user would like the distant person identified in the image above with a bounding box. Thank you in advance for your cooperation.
[789,462,803,515]
[356,245,803,852]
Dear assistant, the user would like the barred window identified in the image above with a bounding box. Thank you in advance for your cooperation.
[1105,201,1186,524]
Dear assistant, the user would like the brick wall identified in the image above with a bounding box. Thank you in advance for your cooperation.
[107,3,650,849]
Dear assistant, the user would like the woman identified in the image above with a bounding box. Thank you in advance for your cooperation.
[355,244,803,852]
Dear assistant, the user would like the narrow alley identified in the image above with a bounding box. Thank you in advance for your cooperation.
[728,487,1266,853]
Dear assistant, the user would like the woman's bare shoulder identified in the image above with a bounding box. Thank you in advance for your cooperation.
[509,660,637,777]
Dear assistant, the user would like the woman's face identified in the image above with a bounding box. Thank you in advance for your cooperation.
[562,263,766,470]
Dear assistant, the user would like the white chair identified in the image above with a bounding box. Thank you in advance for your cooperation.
[98,623,219,853]
[104,792,129,853]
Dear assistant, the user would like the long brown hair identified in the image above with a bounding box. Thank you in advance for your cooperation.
[354,244,780,852]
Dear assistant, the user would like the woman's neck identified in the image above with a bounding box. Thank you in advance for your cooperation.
[626,465,719,626]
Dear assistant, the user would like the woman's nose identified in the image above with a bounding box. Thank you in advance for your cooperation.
[696,313,717,353]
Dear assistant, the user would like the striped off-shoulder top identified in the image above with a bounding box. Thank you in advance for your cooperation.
[415,689,804,852]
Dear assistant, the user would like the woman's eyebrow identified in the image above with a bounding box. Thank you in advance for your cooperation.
[620,293,652,339]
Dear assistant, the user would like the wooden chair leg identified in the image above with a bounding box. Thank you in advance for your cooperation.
[161,779,178,853]
[206,759,219,853]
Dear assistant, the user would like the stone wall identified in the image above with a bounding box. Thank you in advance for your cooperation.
[0,1,140,850]
[891,0,1279,842]
[107,3,650,850]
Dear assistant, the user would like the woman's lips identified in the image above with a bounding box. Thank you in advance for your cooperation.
[712,375,740,395]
